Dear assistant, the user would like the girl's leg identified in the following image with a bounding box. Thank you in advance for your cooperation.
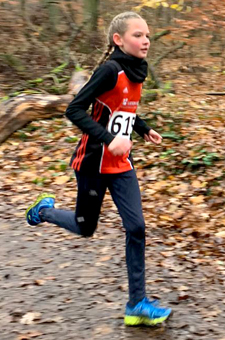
[108,170,146,306]
[40,172,107,237]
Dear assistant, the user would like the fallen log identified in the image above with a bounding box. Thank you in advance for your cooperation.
[0,94,73,144]
[0,70,89,144]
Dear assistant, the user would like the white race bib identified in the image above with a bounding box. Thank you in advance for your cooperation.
[107,111,136,140]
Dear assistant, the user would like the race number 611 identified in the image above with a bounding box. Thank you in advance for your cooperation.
[108,112,136,139]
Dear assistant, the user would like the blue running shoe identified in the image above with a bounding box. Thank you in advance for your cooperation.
[26,193,55,226]
[124,297,171,326]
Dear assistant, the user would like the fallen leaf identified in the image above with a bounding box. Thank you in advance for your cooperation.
[94,325,113,335]
[44,276,56,280]
[43,259,53,264]
[18,147,40,156]
[178,292,189,301]
[178,285,189,291]
[54,175,70,185]
[189,195,205,204]
[58,262,72,269]
[160,251,174,257]
[38,316,63,324]
[20,312,42,325]
[41,156,52,162]
[17,331,43,340]
[99,256,112,262]
[34,279,46,286]
[216,231,225,238]
[191,180,207,188]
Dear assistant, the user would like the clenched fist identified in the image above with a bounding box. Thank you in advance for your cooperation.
[108,136,132,156]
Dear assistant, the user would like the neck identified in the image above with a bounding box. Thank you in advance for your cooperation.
[117,46,130,56]
[109,46,148,83]
[114,45,145,61]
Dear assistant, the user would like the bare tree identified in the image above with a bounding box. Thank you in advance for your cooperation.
[83,0,99,31]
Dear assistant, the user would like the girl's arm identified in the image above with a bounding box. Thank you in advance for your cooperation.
[133,115,151,138]
[134,116,162,145]
[66,64,117,146]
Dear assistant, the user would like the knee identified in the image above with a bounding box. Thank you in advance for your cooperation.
[78,221,97,238]
[128,221,145,239]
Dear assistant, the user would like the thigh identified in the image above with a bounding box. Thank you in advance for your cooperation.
[75,171,107,235]
[108,170,145,231]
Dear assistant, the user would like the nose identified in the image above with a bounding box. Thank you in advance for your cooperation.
[143,40,150,50]
[144,36,150,46]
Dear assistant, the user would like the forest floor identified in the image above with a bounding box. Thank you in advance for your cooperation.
[1,56,225,340]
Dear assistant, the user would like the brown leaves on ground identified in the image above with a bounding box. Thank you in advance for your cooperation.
[1,56,225,340]
[1,62,225,245]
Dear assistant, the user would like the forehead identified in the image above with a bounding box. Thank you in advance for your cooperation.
[126,18,149,32]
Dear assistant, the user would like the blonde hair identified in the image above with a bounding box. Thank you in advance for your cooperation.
[95,12,143,70]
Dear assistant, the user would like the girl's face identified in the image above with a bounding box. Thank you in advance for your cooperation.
[113,18,150,59]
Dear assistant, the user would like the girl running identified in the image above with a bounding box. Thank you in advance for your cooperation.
[26,11,171,326]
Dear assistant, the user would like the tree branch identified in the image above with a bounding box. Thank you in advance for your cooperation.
[153,42,186,67]
[150,30,171,42]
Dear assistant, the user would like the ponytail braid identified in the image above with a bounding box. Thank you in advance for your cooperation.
[93,44,113,72]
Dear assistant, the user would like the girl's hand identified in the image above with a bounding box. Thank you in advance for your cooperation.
[108,136,132,156]
[144,129,162,145]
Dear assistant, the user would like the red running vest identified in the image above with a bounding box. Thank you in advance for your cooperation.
[71,69,142,174]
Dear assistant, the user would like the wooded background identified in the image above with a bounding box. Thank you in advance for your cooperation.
[1,0,225,99]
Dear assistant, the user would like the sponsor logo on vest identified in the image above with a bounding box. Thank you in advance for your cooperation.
[123,87,129,93]
[122,98,139,107]
[123,98,128,106]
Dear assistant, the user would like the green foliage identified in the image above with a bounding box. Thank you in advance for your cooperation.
[32,177,47,186]
[142,89,158,103]
[0,96,10,102]
[75,65,84,72]
[0,53,25,72]
[42,145,53,151]
[28,78,44,84]
[51,62,68,74]
[47,164,56,170]
[181,151,220,169]
[16,131,28,141]
[164,81,173,90]
[25,125,40,132]
[49,84,68,94]
[58,160,67,171]
[161,132,184,141]
[64,136,79,143]
[23,90,42,94]
[12,91,21,97]
[160,149,176,158]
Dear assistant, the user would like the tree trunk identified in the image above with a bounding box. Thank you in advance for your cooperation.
[43,0,60,33]
[83,0,99,31]
[0,94,73,144]
[0,70,89,144]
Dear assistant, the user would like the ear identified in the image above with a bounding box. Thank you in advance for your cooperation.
[113,33,123,47]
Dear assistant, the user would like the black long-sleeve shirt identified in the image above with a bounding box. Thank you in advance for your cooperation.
[66,63,151,145]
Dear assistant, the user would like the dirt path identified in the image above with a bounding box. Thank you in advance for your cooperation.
[0,206,225,340]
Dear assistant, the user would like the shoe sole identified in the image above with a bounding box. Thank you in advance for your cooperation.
[124,314,170,326]
[25,193,55,223]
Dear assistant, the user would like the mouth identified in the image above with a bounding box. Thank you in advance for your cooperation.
[140,49,148,53]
